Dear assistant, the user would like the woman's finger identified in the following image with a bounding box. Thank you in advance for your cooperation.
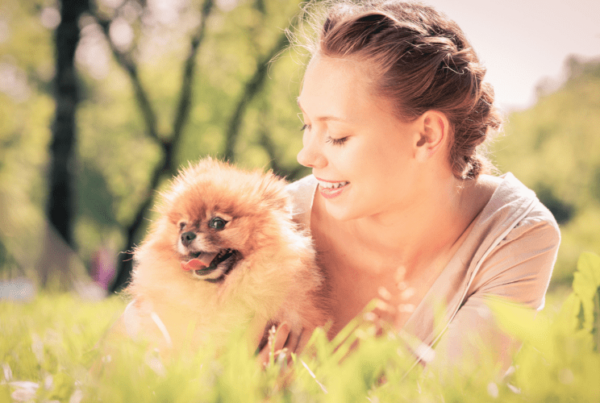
[272,322,290,356]
[257,322,290,368]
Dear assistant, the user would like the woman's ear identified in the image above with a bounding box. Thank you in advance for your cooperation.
[414,111,450,161]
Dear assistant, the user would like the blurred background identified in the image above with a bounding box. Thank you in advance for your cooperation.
[0,0,598,300]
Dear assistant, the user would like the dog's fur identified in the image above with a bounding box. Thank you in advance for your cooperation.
[124,158,328,352]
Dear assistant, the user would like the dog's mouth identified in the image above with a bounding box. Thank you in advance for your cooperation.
[181,248,241,283]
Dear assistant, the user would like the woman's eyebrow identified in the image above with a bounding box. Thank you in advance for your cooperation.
[297,98,348,123]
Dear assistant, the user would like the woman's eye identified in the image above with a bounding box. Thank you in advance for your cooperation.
[209,217,227,230]
[326,136,349,146]
[300,124,310,131]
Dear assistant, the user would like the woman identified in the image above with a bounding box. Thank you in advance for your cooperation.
[263,0,560,372]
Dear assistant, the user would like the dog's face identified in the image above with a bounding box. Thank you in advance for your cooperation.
[172,207,244,283]
[153,159,290,284]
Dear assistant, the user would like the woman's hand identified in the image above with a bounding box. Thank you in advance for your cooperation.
[256,322,293,369]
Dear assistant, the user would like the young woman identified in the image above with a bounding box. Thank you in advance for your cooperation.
[263,0,560,372]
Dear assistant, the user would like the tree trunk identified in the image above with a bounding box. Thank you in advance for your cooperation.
[41,0,89,287]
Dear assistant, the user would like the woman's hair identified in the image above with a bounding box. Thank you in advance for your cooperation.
[296,0,502,179]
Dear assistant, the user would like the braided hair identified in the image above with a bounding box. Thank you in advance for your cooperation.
[304,0,501,179]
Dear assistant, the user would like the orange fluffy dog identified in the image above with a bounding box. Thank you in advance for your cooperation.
[121,158,328,354]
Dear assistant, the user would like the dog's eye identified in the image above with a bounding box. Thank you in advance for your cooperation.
[208,217,227,230]
[179,222,186,231]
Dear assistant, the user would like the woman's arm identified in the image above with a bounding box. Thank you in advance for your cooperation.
[431,211,561,374]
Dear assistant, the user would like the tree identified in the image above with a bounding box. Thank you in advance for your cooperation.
[40,0,90,288]
[88,0,305,292]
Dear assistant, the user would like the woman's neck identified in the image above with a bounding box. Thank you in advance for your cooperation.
[320,174,484,271]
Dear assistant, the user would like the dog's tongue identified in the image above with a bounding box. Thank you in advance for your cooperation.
[181,259,206,271]
[181,252,219,271]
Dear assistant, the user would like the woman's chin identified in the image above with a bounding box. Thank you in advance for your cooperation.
[322,197,361,222]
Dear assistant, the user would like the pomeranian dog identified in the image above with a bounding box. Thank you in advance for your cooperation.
[121,158,328,354]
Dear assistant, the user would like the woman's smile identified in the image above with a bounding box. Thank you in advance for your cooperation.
[316,178,351,199]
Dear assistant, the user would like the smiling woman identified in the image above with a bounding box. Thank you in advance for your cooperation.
[276,0,561,374]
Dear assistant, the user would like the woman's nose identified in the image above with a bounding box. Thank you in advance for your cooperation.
[297,133,327,169]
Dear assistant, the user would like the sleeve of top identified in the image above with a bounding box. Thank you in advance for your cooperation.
[469,205,561,310]
[432,205,561,368]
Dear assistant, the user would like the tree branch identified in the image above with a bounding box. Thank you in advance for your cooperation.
[258,127,305,180]
[171,0,215,149]
[107,0,215,292]
[108,143,169,292]
[93,15,161,143]
[223,31,290,162]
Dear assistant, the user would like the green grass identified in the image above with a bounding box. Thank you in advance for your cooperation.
[1,253,600,402]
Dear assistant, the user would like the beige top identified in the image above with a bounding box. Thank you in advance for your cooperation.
[286,172,561,366]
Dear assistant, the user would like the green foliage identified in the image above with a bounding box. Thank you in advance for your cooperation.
[487,252,600,401]
[569,252,600,347]
[492,57,600,286]
[1,253,600,402]
[0,0,598,397]
[0,0,596,297]
[0,0,311,281]
[0,0,56,279]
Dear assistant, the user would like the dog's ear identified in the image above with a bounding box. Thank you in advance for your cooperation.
[258,172,290,212]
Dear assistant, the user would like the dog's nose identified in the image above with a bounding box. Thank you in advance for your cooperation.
[181,231,196,247]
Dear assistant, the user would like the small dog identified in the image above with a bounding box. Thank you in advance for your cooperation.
[122,158,328,353]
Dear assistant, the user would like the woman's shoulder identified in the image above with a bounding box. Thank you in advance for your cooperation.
[464,172,560,260]
[483,172,560,233]
[285,175,318,229]
[493,172,561,268]
[466,172,561,309]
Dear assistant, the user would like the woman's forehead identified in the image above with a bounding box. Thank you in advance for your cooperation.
[298,54,389,122]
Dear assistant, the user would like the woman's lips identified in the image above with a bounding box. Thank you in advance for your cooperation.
[316,179,350,199]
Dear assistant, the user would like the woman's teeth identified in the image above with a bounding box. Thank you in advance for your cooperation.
[317,180,349,189]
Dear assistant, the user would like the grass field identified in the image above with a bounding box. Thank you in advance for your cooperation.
[1,253,599,402]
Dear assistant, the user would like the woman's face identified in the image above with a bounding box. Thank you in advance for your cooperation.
[297,54,424,221]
